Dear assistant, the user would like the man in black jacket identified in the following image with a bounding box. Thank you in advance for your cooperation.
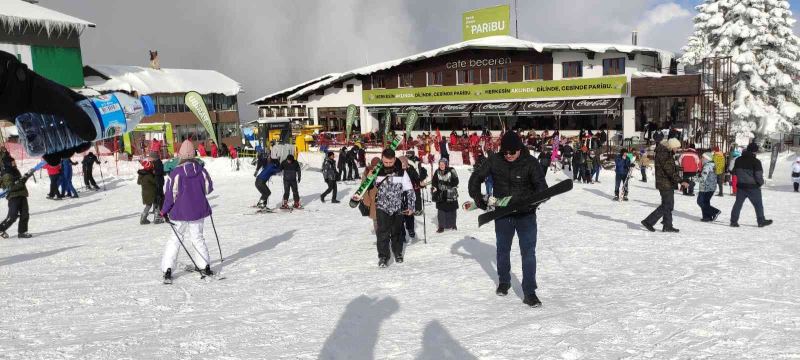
[468,131,548,308]
[338,146,348,181]
[82,152,101,190]
[280,155,302,209]
[641,138,688,232]
[730,143,772,227]
[347,146,360,180]
[320,151,339,203]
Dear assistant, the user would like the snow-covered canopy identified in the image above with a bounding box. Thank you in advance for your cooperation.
[285,35,674,100]
[85,65,243,96]
[0,0,95,36]
[250,73,340,105]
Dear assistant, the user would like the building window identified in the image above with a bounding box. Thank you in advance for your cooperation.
[371,75,385,89]
[346,84,354,92]
[562,61,583,78]
[603,57,626,75]
[524,64,545,81]
[457,69,475,84]
[399,73,414,88]
[490,67,508,82]
[427,71,443,86]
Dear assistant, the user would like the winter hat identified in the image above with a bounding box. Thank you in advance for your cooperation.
[667,138,681,150]
[746,142,759,153]
[702,152,713,162]
[732,148,741,158]
[653,131,665,142]
[326,151,335,158]
[499,132,524,154]
[713,145,720,152]
[178,140,195,160]
[286,154,295,161]
[140,160,153,171]
[438,157,449,165]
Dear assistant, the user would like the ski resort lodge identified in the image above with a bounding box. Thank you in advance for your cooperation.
[252,35,712,145]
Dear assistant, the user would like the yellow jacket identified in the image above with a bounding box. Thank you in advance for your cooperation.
[713,151,725,175]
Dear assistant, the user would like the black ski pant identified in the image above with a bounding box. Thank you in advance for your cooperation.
[730,187,766,225]
[321,179,337,201]
[643,190,675,228]
[376,209,404,260]
[0,197,29,234]
[348,161,360,180]
[682,172,697,195]
[255,178,271,203]
[640,166,647,182]
[48,175,61,198]
[283,180,299,202]
[717,175,724,195]
[402,214,415,238]
[83,168,98,188]
[338,164,347,181]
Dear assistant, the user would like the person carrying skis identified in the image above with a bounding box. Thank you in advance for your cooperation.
[320,151,339,203]
[60,157,79,198]
[468,131,548,308]
[353,148,415,268]
[255,158,279,209]
[696,152,721,222]
[613,149,631,201]
[81,152,101,190]
[160,140,214,282]
[641,138,688,233]
[792,157,800,193]
[280,154,302,209]
[0,159,32,238]
[43,162,63,200]
[730,143,772,228]
[137,159,160,225]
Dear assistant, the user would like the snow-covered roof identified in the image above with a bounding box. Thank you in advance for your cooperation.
[632,71,672,78]
[250,73,339,105]
[287,35,674,100]
[0,0,94,36]
[85,65,243,96]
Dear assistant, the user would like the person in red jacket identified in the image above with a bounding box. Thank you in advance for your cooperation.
[197,142,207,157]
[43,163,63,200]
[678,144,701,196]
[211,142,218,158]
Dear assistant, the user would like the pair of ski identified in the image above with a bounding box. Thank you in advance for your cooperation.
[462,179,573,227]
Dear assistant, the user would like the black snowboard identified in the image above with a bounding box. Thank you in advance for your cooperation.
[477,179,573,227]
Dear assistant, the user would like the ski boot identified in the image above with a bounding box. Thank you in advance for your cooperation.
[496,283,511,296]
[202,264,214,276]
[758,219,773,228]
[18,233,32,239]
[331,199,341,203]
[623,196,628,201]
[319,194,325,203]
[523,292,542,308]
[612,196,619,201]
[0,231,8,239]
[395,255,404,264]
[163,268,173,284]
[153,217,165,225]
[140,218,151,225]
[378,258,388,268]
[662,226,680,233]
[293,200,302,209]
[279,201,290,210]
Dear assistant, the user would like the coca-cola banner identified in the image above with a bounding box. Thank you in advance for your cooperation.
[473,102,519,114]
[432,103,475,117]
[366,106,403,114]
[564,98,621,115]
[518,100,567,114]
[398,105,434,114]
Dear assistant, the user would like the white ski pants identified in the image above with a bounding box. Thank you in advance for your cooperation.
[162,219,210,272]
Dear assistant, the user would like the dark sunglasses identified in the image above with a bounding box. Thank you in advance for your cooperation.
[502,150,520,156]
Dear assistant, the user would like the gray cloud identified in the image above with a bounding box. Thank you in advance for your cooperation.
[41,0,700,120]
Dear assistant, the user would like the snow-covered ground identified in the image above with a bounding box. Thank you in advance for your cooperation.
[1,153,799,359]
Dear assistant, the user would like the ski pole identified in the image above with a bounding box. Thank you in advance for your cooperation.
[167,220,205,279]
[209,214,223,263]
[98,162,106,190]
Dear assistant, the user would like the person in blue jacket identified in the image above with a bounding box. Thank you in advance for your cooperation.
[613,149,631,201]
[255,158,279,209]
[60,157,79,198]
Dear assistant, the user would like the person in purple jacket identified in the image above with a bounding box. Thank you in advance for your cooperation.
[160,140,214,283]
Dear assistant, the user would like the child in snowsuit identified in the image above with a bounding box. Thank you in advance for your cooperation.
[0,159,32,238]
[792,157,800,192]
[160,140,215,282]
[696,153,721,221]
[137,160,161,224]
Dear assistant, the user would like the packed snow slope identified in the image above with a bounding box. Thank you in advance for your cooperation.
[1,153,799,359]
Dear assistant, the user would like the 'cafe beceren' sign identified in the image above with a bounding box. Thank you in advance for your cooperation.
[446,57,512,69]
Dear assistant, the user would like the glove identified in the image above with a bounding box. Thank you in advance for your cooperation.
[474,196,488,210]
[1,51,96,164]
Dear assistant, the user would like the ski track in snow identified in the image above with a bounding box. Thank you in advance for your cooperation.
[1,154,799,359]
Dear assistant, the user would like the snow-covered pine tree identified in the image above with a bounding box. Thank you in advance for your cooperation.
[681,0,800,138]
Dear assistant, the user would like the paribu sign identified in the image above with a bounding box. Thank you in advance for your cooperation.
[463,5,511,41]
[363,76,627,105]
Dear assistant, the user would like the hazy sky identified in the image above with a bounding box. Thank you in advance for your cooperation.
[40,0,799,121]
